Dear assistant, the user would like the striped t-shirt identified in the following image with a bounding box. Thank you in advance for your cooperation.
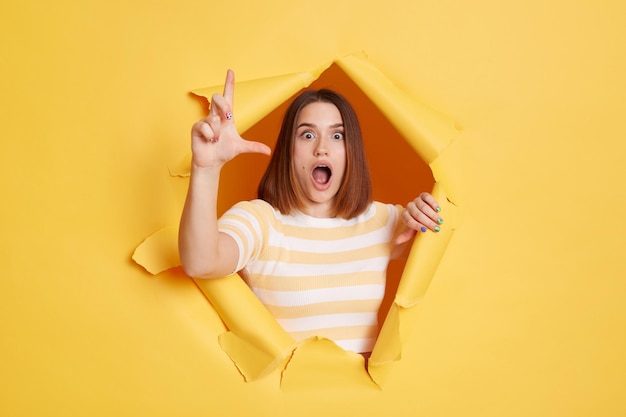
[217,199,405,353]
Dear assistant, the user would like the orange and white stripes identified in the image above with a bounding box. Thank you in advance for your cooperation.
[218,199,404,353]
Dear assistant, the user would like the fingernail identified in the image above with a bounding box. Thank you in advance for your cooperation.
[214,136,219,143]
[437,218,444,225]
[420,226,427,233]
[434,226,441,232]
[436,207,441,213]
[225,112,233,120]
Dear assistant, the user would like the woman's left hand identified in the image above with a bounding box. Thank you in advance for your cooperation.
[395,192,443,244]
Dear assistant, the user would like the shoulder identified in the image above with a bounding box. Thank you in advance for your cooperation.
[219,200,279,231]
[225,199,277,217]
[371,201,404,217]
[367,201,404,228]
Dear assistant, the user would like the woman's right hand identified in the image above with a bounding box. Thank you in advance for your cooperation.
[190,69,271,168]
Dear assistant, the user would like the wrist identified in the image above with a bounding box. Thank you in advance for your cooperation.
[191,162,223,176]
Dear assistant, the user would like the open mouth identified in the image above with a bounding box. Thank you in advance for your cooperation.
[312,165,332,185]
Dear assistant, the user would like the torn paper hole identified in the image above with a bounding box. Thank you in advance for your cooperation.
[132,53,461,387]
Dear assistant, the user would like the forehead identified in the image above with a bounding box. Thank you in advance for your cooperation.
[296,101,343,125]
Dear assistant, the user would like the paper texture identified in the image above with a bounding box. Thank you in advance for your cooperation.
[133,55,460,386]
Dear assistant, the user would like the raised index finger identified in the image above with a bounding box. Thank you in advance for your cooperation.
[223,69,235,106]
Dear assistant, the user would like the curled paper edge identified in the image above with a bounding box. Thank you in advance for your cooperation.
[133,53,463,385]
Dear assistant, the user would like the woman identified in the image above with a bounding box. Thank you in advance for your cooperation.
[179,70,443,353]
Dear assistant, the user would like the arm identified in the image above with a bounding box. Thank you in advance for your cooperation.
[391,192,443,258]
[178,70,271,278]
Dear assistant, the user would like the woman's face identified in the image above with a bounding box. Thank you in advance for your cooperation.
[292,101,347,218]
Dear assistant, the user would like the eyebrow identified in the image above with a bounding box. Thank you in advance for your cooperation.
[296,122,344,129]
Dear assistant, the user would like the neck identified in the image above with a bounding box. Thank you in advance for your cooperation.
[299,202,335,218]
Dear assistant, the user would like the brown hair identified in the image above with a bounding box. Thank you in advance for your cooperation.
[257,89,372,218]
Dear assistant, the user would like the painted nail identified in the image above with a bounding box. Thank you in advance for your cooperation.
[225,112,233,120]
[434,226,441,232]
[420,226,427,233]
[214,136,219,143]
[437,218,444,225]
[436,207,441,213]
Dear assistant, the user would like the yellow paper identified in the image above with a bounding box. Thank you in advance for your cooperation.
[368,183,458,382]
[336,54,460,164]
[170,68,328,177]
[133,55,460,384]
[280,337,377,391]
[194,275,296,381]
[132,226,180,274]
[3,1,626,415]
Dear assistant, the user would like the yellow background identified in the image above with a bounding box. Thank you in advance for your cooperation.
[2,0,625,416]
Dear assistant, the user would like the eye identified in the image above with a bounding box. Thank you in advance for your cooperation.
[332,132,344,140]
[300,131,315,140]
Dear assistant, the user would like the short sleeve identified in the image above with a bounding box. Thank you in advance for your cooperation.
[217,200,267,272]
[389,203,408,241]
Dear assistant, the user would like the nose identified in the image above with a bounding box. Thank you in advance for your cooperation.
[314,137,328,156]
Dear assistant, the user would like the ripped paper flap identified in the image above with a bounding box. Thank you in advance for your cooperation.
[194,274,296,381]
[336,54,460,164]
[368,182,458,384]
